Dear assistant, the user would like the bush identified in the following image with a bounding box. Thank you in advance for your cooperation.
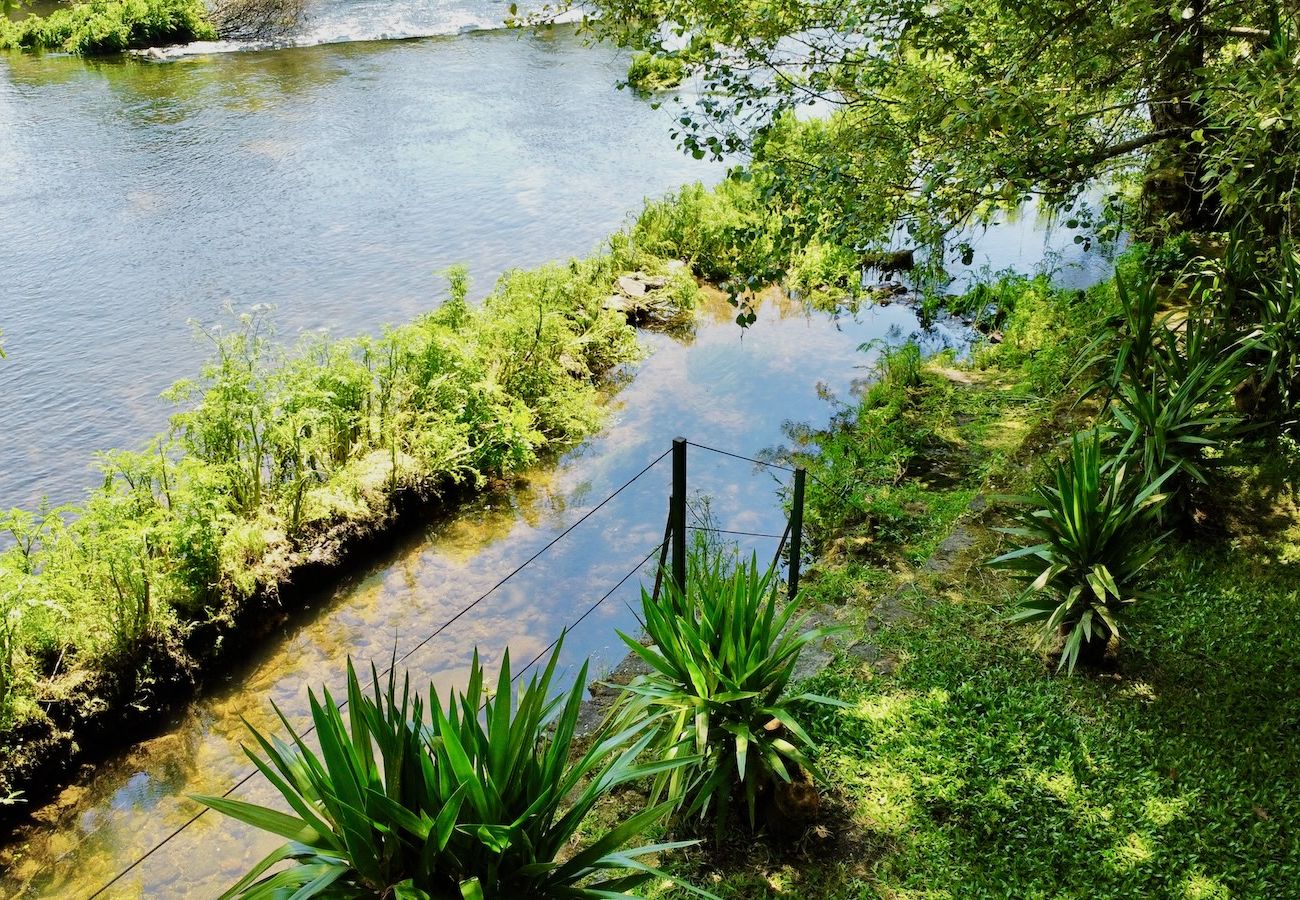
[0,0,216,55]
[630,180,784,287]
[786,240,864,308]
[626,51,685,91]
[614,551,844,838]
[990,432,1173,673]
[196,642,705,898]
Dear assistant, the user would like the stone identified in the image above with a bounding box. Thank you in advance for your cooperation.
[617,275,649,297]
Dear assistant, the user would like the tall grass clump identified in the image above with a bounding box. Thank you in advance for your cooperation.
[197,642,707,898]
[0,0,215,54]
[626,50,685,91]
[630,180,784,288]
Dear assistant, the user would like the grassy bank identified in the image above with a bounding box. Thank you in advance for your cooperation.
[0,0,214,54]
[0,230,705,815]
[640,256,1300,895]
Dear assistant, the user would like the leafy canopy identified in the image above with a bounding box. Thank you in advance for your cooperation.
[571,0,1300,256]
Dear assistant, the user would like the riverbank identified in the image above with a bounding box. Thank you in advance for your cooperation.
[0,0,214,54]
[0,226,706,826]
[641,259,1300,895]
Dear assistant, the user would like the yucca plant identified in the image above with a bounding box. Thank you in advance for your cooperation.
[990,432,1174,673]
[195,640,707,899]
[615,551,845,838]
[1107,309,1247,508]
[1077,272,1164,397]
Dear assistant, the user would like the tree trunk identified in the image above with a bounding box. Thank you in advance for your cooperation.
[1142,1,1215,236]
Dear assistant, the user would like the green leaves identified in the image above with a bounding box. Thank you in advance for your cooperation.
[196,641,705,898]
[616,550,843,836]
[990,431,1172,674]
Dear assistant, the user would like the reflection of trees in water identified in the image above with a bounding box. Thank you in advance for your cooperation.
[1,0,63,21]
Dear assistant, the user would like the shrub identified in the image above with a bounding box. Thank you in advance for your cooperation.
[615,551,844,838]
[990,432,1173,673]
[786,240,864,308]
[196,642,705,898]
[0,0,216,55]
[1084,272,1247,515]
[626,51,685,91]
[630,180,783,287]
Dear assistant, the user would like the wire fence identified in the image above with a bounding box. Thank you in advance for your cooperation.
[85,440,804,898]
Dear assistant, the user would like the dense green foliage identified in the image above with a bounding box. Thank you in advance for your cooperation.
[615,552,842,837]
[198,643,702,898]
[626,50,684,91]
[575,0,1300,267]
[0,0,214,54]
[642,254,1300,896]
[0,256,649,738]
[990,433,1172,673]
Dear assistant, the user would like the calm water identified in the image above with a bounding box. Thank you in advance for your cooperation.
[0,23,715,512]
[0,12,1116,897]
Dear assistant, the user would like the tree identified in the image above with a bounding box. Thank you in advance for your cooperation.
[571,0,1299,257]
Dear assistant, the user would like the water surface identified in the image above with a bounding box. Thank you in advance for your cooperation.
[0,25,715,511]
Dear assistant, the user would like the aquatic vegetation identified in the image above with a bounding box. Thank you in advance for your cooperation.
[0,0,215,55]
[0,262,641,756]
[626,50,685,91]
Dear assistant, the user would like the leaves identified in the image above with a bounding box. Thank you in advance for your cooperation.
[990,431,1172,673]
[196,641,706,898]
[615,550,843,835]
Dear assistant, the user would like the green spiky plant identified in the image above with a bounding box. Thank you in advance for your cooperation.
[615,551,845,838]
[1106,308,1247,511]
[194,640,709,899]
[990,432,1174,673]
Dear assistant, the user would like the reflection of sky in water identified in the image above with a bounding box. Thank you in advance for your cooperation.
[1,289,1001,898]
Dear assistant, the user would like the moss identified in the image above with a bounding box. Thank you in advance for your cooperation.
[0,0,216,55]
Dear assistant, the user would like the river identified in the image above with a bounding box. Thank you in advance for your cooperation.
[1,9,1114,897]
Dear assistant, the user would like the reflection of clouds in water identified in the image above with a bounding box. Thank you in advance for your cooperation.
[14,286,969,899]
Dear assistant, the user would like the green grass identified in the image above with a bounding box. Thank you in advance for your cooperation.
[645,260,1300,897]
[0,0,215,55]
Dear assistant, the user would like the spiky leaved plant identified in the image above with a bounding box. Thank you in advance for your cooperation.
[195,639,709,899]
[990,432,1173,673]
[615,551,845,838]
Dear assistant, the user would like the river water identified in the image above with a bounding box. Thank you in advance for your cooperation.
[0,10,1114,898]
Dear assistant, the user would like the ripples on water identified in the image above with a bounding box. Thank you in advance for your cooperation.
[0,23,720,511]
[0,13,1116,896]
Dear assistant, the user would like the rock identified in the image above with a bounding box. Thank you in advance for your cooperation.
[988,330,1004,344]
[862,248,916,272]
[641,274,668,290]
[603,295,628,312]
[664,259,688,273]
[617,275,649,297]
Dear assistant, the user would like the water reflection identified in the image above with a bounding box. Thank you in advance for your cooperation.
[2,292,975,897]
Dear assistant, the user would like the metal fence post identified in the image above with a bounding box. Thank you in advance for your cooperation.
[788,467,806,601]
[672,437,687,598]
